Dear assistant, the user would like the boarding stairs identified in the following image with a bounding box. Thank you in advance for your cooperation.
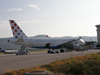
[16,46,26,55]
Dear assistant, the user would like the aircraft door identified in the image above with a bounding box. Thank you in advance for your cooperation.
[29,39,34,47]
[45,43,50,48]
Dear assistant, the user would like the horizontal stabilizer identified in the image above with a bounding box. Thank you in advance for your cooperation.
[16,38,24,42]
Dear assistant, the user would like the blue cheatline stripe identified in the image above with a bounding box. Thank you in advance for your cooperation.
[31,45,85,49]
[80,45,85,46]
[32,46,62,49]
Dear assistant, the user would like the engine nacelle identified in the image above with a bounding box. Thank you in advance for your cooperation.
[69,44,79,50]
[72,44,79,50]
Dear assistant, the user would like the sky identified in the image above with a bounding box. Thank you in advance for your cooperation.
[0,0,100,38]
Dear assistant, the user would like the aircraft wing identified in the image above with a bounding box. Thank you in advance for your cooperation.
[57,37,82,47]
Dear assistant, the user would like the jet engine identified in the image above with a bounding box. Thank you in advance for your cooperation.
[73,44,79,50]
[69,44,79,50]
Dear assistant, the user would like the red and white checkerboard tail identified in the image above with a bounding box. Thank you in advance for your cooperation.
[9,20,28,39]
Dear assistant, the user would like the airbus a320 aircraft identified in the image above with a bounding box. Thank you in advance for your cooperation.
[8,20,85,55]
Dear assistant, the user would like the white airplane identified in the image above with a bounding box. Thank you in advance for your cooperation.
[1,49,18,54]
[0,49,28,54]
[8,20,85,55]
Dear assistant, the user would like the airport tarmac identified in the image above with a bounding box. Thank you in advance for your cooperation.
[0,49,100,74]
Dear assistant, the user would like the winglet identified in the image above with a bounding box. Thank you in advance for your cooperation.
[76,36,82,40]
[79,36,82,39]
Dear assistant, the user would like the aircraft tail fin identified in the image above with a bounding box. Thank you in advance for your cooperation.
[9,20,28,39]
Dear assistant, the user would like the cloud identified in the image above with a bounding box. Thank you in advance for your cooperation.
[81,7,85,10]
[0,21,9,29]
[28,4,41,10]
[18,20,43,24]
[7,8,23,11]
[0,20,44,29]
[41,13,50,17]
[34,13,50,17]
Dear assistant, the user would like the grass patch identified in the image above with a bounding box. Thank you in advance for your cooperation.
[0,50,47,55]
[30,50,47,53]
[0,52,4,54]
[3,52,100,75]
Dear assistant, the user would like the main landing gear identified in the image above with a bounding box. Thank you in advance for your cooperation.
[47,49,60,53]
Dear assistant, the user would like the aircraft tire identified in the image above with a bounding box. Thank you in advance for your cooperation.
[16,53,18,55]
[47,51,50,53]
[77,49,79,51]
[60,49,64,52]
[56,51,59,53]
[51,51,53,53]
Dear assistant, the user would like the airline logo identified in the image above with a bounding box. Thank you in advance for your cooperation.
[10,20,27,39]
